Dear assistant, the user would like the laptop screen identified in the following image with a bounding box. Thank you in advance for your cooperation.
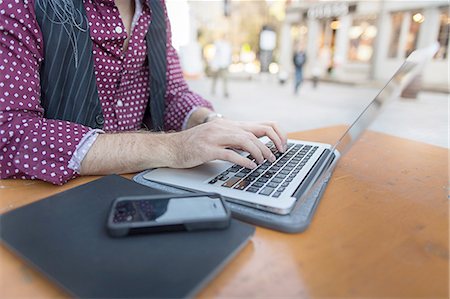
[331,42,439,157]
[297,42,439,204]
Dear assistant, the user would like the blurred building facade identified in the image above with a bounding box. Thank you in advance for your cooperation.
[281,0,449,90]
[186,0,284,77]
[170,0,448,90]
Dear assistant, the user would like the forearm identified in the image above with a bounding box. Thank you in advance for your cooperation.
[79,132,177,175]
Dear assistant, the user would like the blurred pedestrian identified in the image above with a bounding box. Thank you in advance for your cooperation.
[293,43,307,95]
[211,34,232,98]
[311,62,321,89]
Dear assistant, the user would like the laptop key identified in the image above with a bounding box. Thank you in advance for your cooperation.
[222,177,241,188]
[229,165,242,172]
[246,176,257,181]
[259,187,274,196]
[246,187,259,193]
[263,170,276,178]
[257,177,269,183]
[262,161,272,167]
[275,174,286,180]
[259,165,269,171]
[253,168,265,175]
[267,182,278,188]
[272,177,283,183]
[272,192,282,198]
[233,179,252,190]
[251,181,264,188]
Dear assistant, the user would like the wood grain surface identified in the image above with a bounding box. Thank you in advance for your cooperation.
[1,126,448,298]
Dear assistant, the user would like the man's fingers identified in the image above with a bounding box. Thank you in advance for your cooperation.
[260,121,288,152]
[249,124,284,154]
[201,120,289,168]
[251,135,276,163]
[240,122,286,153]
[218,149,257,169]
[236,135,265,164]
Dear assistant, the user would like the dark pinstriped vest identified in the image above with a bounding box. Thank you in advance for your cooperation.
[34,0,167,131]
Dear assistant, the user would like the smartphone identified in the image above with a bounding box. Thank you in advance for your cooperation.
[106,193,231,237]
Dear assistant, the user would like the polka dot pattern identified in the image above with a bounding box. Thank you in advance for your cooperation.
[0,0,90,184]
[85,0,151,132]
[0,0,213,184]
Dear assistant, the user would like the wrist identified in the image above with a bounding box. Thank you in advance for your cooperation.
[186,107,215,129]
[202,112,223,124]
[142,132,177,169]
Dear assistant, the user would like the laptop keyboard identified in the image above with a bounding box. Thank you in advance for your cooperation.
[208,142,318,198]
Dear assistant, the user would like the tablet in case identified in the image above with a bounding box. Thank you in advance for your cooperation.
[0,175,255,298]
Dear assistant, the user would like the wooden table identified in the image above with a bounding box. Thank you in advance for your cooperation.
[1,126,448,298]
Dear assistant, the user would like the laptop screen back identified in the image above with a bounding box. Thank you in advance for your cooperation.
[331,42,439,157]
[296,43,439,205]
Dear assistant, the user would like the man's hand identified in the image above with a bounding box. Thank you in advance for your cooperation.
[80,119,287,175]
[168,118,288,169]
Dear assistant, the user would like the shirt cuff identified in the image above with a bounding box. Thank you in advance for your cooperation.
[182,106,203,130]
[68,129,104,173]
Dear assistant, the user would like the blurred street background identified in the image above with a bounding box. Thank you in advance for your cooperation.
[167,0,449,148]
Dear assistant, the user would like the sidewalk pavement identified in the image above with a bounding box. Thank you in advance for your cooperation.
[187,75,448,148]
[316,76,450,94]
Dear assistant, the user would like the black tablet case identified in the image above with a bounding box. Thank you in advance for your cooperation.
[0,175,255,298]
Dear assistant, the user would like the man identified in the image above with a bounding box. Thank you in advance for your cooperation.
[0,0,287,185]
[210,33,231,98]
[293,43,307,95]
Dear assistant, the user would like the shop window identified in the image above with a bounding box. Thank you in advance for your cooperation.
[435,7,450,60]
[348,18,377,62]
[405,11,423,57]
[388,12,404,58]
[290,23,308,49]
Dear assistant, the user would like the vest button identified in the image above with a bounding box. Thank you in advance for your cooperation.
[95,114,105,126]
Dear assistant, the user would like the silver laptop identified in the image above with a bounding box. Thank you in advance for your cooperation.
[143,43,438,215]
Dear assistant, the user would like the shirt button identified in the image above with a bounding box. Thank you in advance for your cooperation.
[115,26,123,34]
[95,114,105,126]
[117,100,123,107]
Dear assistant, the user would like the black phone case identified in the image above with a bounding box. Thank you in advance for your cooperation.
[107,192,231,237]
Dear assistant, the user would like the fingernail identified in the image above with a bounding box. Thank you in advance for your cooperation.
[269,154,276,163]
[249,161,257,169]
[284,144,288,151]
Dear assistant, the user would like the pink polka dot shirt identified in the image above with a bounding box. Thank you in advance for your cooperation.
[0,0,213,185]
